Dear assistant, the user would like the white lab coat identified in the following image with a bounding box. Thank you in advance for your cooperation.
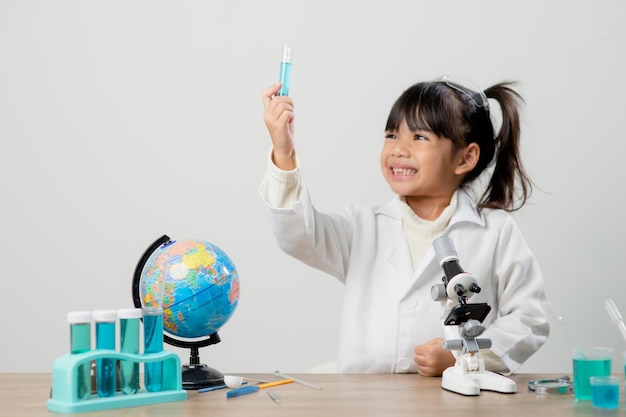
[261,183,549,374]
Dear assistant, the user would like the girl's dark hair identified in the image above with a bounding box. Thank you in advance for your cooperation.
[385,80,531,212]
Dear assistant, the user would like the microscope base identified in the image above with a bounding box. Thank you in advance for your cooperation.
[441,366,517,396]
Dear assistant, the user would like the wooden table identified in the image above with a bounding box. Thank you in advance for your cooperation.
[0,373,604,416]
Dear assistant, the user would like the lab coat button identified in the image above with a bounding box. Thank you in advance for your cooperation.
[397,358,411,371]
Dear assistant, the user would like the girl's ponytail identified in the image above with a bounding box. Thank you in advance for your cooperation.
[480,83,532,211]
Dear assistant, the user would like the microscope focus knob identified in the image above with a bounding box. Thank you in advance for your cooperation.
[442,340,464,351]
[431,283,447,301]
[461,319,485,339]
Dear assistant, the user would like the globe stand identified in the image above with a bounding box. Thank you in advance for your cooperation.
[132,234,227,391]
[181,346,224,390]
[164,332,224,390]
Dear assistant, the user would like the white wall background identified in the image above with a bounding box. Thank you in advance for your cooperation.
[1,0,625,375]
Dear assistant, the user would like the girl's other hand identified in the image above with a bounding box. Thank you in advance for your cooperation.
[413,338,456,377]
[262,83,296,170]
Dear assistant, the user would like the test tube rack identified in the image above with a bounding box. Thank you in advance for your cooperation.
[47,349,187,413]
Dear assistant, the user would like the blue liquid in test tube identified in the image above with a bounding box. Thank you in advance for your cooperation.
[143,307,164,392]
[118,308,141,395]
[277,45,293,96]
[68,311,92,400]
[93,310,117,397]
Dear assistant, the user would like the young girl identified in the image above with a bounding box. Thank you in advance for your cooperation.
[259,77,549,376]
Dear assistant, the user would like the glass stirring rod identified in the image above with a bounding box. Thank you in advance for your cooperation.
[604,298,626,344]
[267,390,281,404]
[274,371,323,390]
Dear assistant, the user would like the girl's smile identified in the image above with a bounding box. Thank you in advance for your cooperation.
[390,166,418,178]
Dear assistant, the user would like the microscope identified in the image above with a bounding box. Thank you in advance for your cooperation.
[431,236,516,396]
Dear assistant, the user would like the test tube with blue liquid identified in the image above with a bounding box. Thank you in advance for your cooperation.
[277,45,293,96]
[143,251,169,392]
[118,308,141,395]
[143,306,164,392]
[93,310,117,397]
[67,311,92,400]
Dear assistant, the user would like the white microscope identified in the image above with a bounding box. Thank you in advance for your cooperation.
[431,236,517,396]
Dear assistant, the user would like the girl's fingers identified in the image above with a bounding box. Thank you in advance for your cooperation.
[261,83,282,109]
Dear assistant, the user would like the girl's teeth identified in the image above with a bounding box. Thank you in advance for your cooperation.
[393,168,416,175]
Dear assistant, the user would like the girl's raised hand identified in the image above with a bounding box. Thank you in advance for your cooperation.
[262,83,296,170]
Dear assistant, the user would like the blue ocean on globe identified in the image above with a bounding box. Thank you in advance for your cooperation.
[140,239,240,338]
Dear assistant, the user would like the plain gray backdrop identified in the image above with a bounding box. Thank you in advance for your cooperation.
[2,0,626,375]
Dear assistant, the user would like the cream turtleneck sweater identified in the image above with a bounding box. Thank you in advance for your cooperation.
[397,192,457,271]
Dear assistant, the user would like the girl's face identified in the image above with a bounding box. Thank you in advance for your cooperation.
[380,119,468,217]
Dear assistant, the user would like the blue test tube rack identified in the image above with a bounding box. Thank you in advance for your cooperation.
[47,350,187,413]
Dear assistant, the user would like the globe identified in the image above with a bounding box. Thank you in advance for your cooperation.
[139,238,240,339]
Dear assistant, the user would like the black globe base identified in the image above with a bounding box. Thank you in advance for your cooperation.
[181,363,224,390]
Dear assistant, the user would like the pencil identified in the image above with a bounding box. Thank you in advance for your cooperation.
[258,379,294,389]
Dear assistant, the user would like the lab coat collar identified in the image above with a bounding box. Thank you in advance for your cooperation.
[374,188,485,230]
[449,188,486,229]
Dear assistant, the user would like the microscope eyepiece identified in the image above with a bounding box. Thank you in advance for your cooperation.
[469,283,481,293]
[454,284,465,297]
